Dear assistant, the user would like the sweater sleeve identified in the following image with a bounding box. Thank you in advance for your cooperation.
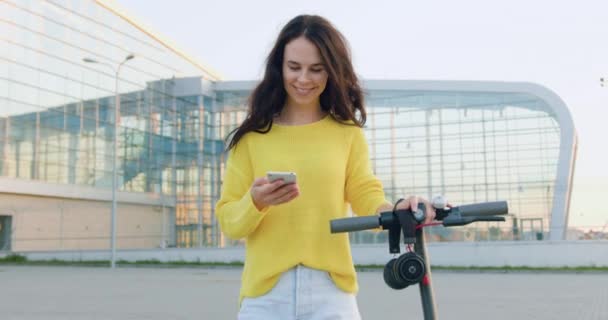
[215,140,269,239]
[345,128,391,216]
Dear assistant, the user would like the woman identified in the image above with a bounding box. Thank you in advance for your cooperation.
[215,14,436,319]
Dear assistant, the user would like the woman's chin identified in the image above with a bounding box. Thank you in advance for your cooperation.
[289,96,319,107]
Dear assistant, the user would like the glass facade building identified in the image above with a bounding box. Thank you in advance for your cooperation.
[1,0,221,250]
[1,0,576,251]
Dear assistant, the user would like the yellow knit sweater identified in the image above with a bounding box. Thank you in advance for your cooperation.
[215,115,389,303]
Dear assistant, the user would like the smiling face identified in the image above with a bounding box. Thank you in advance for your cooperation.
[282,36,329,111]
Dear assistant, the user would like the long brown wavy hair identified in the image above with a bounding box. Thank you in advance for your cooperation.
[226,14,366,150]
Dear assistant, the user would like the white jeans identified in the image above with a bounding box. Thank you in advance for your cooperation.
[238,264,362,320]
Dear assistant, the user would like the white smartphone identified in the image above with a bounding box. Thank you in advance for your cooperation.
[267,171,297,184]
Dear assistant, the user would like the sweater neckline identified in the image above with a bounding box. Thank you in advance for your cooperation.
[272,114,331,129]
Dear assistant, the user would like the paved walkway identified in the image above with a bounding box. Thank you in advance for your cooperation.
[0,266,606,319]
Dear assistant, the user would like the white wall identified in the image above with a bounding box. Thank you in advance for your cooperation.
[0,193,169,251]
[6,241,608,267]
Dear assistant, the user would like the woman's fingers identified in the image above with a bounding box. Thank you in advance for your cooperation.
[253,179,299,208]
[423,200,436,224]
[407,195,418,212]
[263,179,286,193]
[398,195,438,223]
[251,177,290,209]
[273,186,300,204]
[271,183,299,202]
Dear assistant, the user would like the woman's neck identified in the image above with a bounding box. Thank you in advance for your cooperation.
[276,104,326,125]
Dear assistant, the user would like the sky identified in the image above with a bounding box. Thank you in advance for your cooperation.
[117,0,608,229]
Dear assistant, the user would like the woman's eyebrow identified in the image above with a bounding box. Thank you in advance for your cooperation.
[286,60,324,66]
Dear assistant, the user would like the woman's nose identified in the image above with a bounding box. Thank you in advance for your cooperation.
[297,70,311,83]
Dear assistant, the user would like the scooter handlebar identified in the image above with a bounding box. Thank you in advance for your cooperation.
[329,200,509,233]
[457,201,508,217]
[330,215,380,233]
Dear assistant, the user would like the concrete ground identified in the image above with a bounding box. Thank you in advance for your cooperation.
[0,265,606,319]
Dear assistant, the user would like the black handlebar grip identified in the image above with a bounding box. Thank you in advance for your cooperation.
[330,216,380,233]
[458,201,508,217]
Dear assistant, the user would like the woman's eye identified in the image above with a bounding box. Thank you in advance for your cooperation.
[289,66,300,71]
[311,69,323,73]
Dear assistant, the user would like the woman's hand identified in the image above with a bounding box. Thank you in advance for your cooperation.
[250,177,300,211]
[395,195,437,224]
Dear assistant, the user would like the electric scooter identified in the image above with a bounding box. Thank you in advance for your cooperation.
[330,197,509,320]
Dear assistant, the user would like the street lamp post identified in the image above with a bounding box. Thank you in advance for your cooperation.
[83,54,135,268]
